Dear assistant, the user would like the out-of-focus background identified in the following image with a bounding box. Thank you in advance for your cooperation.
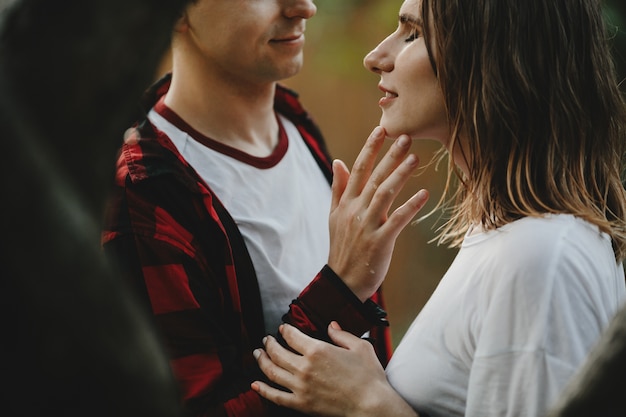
[159,0,626,347]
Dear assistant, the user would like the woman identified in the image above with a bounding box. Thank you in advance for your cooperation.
[250,0,626,415]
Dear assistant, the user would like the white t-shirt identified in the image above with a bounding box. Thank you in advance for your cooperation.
[386,214,625,417]
[148,109,331,333]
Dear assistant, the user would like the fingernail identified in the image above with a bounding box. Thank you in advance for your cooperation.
[262,336,268,345]
[405,154,418,166]
[373,126,384,137]
[397,135,410,148]
[253,349,261,360]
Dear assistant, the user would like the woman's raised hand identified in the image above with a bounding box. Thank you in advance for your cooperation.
[327,126,428,301]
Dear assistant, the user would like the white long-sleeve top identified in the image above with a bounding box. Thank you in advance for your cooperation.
[387,214,625,417]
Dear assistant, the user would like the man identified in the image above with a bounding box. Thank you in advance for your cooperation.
[102,0,415,415]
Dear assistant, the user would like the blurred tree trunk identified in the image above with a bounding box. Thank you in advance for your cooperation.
[0,1,188,416]
[548,302,626,417]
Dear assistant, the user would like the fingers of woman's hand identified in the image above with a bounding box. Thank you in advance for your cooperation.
[250,379,296,410]
[254,336,297,388]
[253,329,344,415]
[251,348,302,412]
[254,324,391,417]
[327,321,370,351]
[278,323,318,355]
[263,332,309,374]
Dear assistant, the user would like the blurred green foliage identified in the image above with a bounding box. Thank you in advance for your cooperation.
[311,0,626,83]
[306,0,399,79]
[605,0,626,82]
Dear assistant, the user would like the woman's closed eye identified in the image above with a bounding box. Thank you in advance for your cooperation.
[399,14,422,43]
[405,30,420,42]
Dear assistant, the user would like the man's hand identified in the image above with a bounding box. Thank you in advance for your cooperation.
[327,126,428,301]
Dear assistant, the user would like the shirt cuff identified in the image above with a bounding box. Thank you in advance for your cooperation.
[281,265,389,342]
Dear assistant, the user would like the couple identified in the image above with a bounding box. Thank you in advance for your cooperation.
[103,0,626,416]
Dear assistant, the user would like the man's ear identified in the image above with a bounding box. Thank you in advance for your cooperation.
[173,11,189,33]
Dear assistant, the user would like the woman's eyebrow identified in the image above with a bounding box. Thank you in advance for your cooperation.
[399,13,423,28]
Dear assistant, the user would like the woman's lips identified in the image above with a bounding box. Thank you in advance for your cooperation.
[378,85,398,107]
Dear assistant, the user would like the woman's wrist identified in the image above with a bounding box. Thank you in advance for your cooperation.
[356,380,419,417]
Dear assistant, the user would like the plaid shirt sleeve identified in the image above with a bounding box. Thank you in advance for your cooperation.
[282,266,392,366]
[103,137,282,417]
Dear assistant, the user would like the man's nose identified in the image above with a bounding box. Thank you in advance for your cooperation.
[283,0,317,20]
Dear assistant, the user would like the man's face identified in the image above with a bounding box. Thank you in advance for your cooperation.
[181,0,317,86]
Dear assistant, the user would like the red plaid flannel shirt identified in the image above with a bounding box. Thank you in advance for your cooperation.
[102,74,391,417]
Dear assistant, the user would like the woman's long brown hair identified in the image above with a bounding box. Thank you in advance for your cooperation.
[422,0,626,259]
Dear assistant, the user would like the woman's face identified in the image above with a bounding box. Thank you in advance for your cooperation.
[364,0,449,145]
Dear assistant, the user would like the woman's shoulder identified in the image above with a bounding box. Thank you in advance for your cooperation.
[466,214,620,295]
[471,214,609,258]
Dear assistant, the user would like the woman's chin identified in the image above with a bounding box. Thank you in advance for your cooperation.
[380,127,412,141]
[378,124,401,140]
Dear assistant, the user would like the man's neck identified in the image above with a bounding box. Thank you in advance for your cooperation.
[164,64,281,157]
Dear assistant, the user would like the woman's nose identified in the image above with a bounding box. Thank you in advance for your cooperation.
[363,37,394,74]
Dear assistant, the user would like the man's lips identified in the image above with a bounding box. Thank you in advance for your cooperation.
[270,33,304,43]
